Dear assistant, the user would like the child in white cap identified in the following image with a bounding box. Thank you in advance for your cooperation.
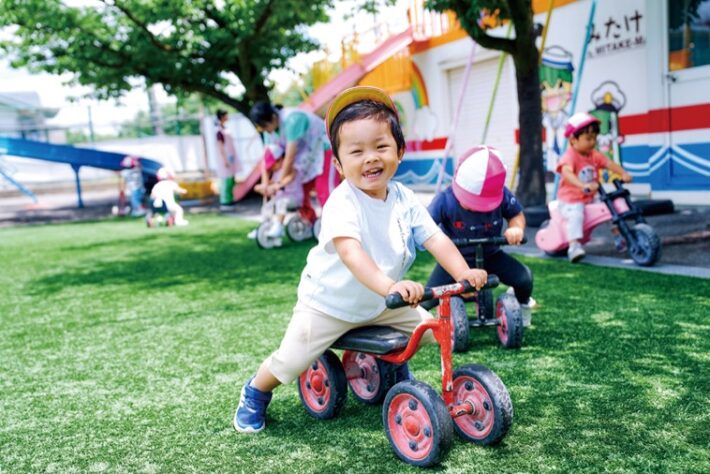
[423,145,534,325]
[151,168,189,226]
[557,112,632,262]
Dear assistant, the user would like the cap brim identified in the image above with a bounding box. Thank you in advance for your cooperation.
[325,86,397,140]
[564,116,601,138]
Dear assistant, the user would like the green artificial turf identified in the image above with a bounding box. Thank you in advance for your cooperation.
[1,214,708,473]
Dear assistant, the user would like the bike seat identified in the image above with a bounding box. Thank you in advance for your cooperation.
[331,326,410,355]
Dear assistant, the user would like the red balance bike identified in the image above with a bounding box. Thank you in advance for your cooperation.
[441,236,527,352]
[297,276,513,467]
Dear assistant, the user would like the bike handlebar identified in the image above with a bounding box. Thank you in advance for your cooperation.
[599,179,626,197]
[385,275,500,309]
[451,236,528,247]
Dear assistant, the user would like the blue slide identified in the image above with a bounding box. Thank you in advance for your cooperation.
[0,137,162,207]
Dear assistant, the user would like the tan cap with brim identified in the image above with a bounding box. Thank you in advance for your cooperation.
[325,86,398,141]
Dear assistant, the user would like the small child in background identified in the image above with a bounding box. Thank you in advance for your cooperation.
[233,86,487,434]
[151,168,189,226]
[249,144,305,241]
[423,146,535,326]
[120,156,146,216]
[215,109,238,207]
[557,113,632,262]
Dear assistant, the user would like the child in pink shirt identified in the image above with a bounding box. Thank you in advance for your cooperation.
[556,113,632,262]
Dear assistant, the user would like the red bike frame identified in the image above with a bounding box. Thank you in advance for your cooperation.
[379,282,476,419]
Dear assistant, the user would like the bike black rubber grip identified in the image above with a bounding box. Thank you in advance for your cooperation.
[385,275,500,309]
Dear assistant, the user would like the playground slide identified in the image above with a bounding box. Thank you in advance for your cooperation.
[0,136,163,206]
[0,137,162,175]
[231,26,414,202]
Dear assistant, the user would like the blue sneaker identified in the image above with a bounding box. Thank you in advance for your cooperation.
[233,378,272,434]
[394,363,415,383]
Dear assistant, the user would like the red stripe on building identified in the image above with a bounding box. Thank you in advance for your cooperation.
[405,137,447,151]
[409,103,710,149]
[620,103,710,135]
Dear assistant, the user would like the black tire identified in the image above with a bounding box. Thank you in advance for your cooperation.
[256,221,281,249]
[450,296,470,353]
[477,289,494,320]
[297,350,348,419]
[495,293,523,349]
[342,351,396,405]
[286,215,313,242]
[627,223,662,267]
[383,381,454,467]
[452,364,513,446]
[544,248,568,257]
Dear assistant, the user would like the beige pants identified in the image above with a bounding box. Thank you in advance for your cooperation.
[268,301,435,384]
[559,201,585,242]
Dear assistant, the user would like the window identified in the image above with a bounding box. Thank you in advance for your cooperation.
[669,0,710,71]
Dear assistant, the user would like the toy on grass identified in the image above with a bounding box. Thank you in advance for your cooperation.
[535,179,662,266]
[296,276,512,467]
[252,145,319,249]
[145,167,189,228]
[429,236,527,352]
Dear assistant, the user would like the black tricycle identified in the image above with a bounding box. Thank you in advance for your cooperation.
[423,236,527,352]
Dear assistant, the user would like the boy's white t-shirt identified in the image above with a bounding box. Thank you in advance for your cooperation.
[151,180,181,209]
[298,180,440,322]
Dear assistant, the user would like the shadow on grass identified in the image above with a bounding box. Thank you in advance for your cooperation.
[29,227,314,296]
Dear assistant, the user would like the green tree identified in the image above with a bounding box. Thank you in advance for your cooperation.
[0,0,333,116]
[118,94,213,138]
[65,129,89,145]
[426,0,545,207]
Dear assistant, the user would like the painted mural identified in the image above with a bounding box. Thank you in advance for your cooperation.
[386,0,708,200]
[589,80,626,183]
[393,62,451,187]
[539,46,573,176]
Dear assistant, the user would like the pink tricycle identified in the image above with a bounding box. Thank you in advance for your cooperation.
[535,180,662,266]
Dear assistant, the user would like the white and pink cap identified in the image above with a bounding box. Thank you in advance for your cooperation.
[451,146,507,212]
[121,156,139,168]
[564,112,600,138]
[156,167,174,181]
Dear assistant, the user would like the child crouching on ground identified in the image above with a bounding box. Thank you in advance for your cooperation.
[423,146,534,326]
[233,86,488,433]
[151,168,189,226]
[557,113,632,262]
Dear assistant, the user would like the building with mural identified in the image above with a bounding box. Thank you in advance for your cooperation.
[343,0,709,205]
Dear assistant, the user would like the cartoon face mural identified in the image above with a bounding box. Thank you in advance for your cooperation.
[540,46,574,174]
[590,80,627,182]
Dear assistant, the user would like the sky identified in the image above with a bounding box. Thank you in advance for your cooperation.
[0,0,409,135]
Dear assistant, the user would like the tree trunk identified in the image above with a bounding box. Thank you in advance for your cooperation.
[513,53,546,207]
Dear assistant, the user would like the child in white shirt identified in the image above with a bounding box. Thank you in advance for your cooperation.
[233,86,488,434]
[151,168,188,226]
